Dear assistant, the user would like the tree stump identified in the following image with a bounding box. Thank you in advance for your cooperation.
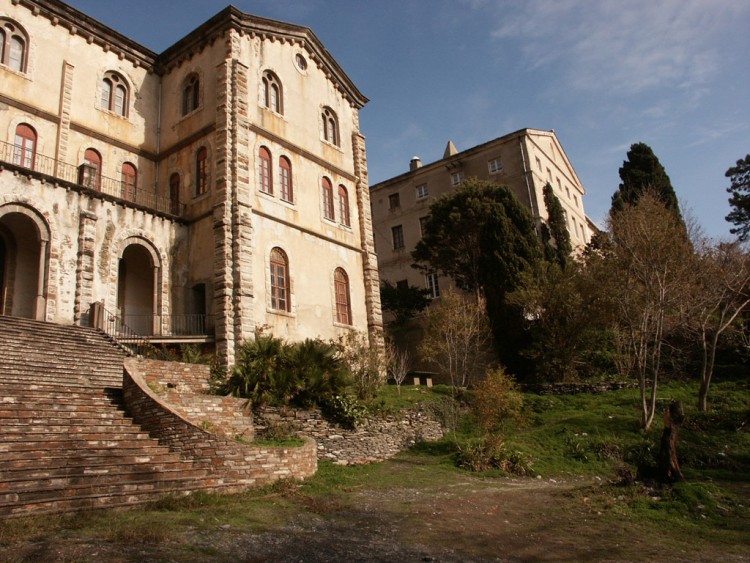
[658,400,685,483]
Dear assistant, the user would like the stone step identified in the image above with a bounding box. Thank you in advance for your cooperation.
[0,466,210,491]
[0,480,235,519]
[2,451,191,472]
[0,475,221,507]
[1,443,173,460]
[0,459,201,482]
[1,422,144,434]
[0,430,152,442]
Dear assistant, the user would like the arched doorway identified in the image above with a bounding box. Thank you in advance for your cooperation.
[0,208,49,319]
[117,243,156,335]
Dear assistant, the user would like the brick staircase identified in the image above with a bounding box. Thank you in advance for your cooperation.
[0,316,222,518]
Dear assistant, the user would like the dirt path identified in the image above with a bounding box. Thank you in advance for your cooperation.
[5,474,748,562]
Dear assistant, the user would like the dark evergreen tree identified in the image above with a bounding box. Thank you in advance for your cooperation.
[611,142,681,219]
[725,154,750,242]
[412,179,543,377]
[541,183,573,268]
[379,281,431,325]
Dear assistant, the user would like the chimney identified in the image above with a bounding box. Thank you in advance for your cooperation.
[409,156,422,171]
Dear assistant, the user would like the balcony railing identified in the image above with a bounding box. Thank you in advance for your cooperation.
[91,303,215,356]
[122,314,215,338]
[0,140,182,216]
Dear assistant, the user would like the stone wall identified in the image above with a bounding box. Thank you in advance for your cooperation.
[257,406,443,465]
[123,358,317,487]
[521,381,638,395]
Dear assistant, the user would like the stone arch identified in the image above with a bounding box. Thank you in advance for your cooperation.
[0,202,51,320]
[111,233,165,336]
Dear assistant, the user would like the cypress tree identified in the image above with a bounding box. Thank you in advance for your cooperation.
[610,142,681,220]
[542,183,573,268]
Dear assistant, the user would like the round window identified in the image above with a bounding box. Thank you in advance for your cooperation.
[295,53,308,71]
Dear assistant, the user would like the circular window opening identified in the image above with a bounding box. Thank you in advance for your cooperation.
[295,53,308,71]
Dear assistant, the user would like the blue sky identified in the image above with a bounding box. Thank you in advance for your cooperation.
[67,0,750,238]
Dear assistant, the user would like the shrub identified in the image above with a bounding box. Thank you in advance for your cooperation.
[285,339,351,408]
[471,366,524,433]
[456,434,533,475]
[222,333,286,405]
[219,333,351,411]
[321,394,367,429]
[334,331,385,400]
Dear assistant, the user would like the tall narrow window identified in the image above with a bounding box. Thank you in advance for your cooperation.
[101,71,128,117]
[321,106,339,146]
[270,247,290,312]
[322,177,334,220]
[426,273,440,299]
[195,147,208,196]
[259,146,272,195]
[182,73,200,115]
[392,225,404,250]
[334,268,352,325]
[338,185,350,227]
[13,123,36,169]
[169,173,181,215]
[279,156,293,202]
[80,148,102,190]
[388,193,400,209]
[121,162,137,201]
[1,20,28,72]
[262,70,283,114]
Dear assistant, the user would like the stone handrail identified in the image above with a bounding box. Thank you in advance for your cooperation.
[122,358,317,488]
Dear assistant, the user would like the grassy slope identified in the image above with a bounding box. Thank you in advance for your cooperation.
[1,381,748,557]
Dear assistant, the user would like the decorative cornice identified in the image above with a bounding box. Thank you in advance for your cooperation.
[17,0,158,72]
[153,7,368,109]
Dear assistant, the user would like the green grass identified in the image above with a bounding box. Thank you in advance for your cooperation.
[1,377,747,553]
[488,379,749,481]
[365,383,453,414]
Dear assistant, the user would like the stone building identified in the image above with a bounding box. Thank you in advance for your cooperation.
[0,0,383,365]
[370,129,591,299]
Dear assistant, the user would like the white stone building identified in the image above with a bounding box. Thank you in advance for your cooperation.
[0,0,383,365]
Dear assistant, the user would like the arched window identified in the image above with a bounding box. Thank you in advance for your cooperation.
[80,148,102,189]
[182,73,200,116]
[259,146,272,195]
[334,268,351,325]
[322,177,334,220]
[279,156,292,202]
[121,162,137,200]
[13,123,36,169]
[1,19,28,72]
[321,106,339,146]
[338,185,350,227]
[101,71,128,117]
[262,70,283,114]
[195,147,208,196]
[270,247,290,312]
[169,173,181,215]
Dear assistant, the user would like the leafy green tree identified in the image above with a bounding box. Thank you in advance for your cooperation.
[508,261,605,382]
[541,183,572,268]
[689,241,750,411]
[610,142,681,220]
[603,194,694,430]
[725,154,750,241]
[412,179,543,375]
[418,289,493,389]
[380,281,431,325]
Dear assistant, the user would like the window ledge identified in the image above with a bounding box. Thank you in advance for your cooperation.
[267,308,296,318]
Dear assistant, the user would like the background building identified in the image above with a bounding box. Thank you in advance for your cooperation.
[0,0,382,365]
[370,129,591,300]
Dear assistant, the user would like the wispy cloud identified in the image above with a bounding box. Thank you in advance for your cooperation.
[488,0,747,96]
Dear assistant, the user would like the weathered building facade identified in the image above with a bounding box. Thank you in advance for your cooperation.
[370,129,591,298]
[0,0,382,365]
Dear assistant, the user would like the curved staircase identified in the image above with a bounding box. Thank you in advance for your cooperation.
[0,316,218,518]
